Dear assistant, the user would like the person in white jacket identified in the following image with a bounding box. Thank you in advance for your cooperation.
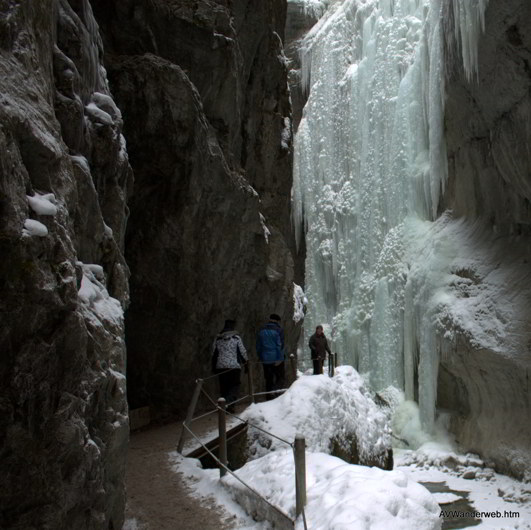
[212,319,248,412]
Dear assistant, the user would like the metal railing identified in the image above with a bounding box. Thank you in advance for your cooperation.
[178,388,308,528]
[176,352,342,528]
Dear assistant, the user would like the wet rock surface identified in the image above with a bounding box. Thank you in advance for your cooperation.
[0,0,131,528]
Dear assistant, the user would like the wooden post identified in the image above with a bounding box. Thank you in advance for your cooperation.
[290,353,297,381]
[329,353,335,377]
[247,362,255,403]
[295,434,306,517]
[218,398,227,478]
[177,378,203,453]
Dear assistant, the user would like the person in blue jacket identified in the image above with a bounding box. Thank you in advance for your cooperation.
[256,313,285,398]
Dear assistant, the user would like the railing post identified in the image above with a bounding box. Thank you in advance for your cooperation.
[247,362,255,403]
[294,434,306,517]
[218,398,227,478]
[290,353,297,381]
[329,353,335,377]
[177,378,203,453]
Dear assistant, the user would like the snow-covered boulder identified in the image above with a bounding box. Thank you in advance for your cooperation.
[242,366,393,469]
[223,450,441,529]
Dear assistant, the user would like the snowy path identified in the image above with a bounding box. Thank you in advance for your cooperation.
[123,419,234,530]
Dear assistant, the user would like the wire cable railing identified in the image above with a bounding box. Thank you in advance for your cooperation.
[181,398,307,529]
[182,418,297,527]
[175,353,325,529]
[175,352,343,528]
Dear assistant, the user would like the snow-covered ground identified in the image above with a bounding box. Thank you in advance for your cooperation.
[171,369,531,529]
[396,446,531,529]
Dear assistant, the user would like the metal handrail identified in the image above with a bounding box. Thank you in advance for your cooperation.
[178,367,311,529]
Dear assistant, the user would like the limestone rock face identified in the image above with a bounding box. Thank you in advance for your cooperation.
[440,0,531,479]
[0,1,131,528]
[285,0,321,132]
[91,0,299,417]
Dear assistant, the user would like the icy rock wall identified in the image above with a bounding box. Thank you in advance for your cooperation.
[91,0,299,418]
[0,1,131,529]
[439,0,531,479]
[293,0,531,476]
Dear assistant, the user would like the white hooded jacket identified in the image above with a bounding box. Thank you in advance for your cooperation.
[212,330,248,370]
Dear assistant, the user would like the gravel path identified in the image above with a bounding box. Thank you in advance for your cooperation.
[123,419,233,530]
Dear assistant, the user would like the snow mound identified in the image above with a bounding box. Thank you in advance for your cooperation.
[242,366,391,466]
[27,192,57,216]
[23,218,48,237]
[78,263,123,326]
[223,450,441,529]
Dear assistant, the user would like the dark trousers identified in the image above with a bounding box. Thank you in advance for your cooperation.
[218,368,241,405]
[263,363,285,397]
[313,359,324,375]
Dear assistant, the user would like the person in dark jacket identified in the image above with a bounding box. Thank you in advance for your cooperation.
[309,325,331,375]
[212,319,248,412]
[256,313,285,397]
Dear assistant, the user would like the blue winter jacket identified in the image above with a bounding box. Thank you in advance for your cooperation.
[256,322,285,364]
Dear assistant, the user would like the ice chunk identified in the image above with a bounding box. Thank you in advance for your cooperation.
[293,283,307,323]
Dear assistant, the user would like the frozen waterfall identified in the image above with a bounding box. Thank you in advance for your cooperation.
[292,0,489,431]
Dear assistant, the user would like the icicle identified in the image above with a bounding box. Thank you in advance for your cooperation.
[292,0,490,430]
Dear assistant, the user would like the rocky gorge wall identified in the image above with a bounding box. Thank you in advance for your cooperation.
[0,1,131,528]
[438,0,531,479]
[90,0,299,418]
[1,0,300,526]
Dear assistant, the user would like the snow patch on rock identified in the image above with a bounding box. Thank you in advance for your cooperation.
[27,192,57,216]
[23,218,48,237]
[78,263,123,326]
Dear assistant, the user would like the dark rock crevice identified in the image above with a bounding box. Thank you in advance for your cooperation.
[89,0,299,420]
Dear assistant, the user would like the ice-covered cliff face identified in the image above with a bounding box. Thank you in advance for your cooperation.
[293,0,531,478]
[0,0,131,528]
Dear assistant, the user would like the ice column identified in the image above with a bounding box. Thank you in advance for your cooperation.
[292,0,488,430]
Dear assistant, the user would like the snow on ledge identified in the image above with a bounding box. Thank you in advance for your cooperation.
[78,263,123,326]
[27,192,57,216]
[23,219,48,237]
